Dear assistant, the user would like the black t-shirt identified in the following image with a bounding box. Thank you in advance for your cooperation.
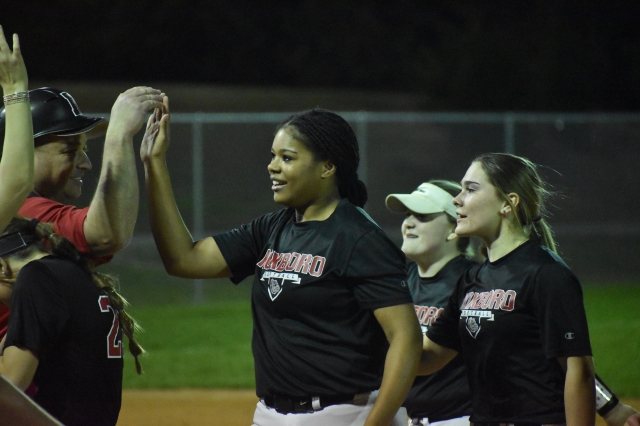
[214,199,412,398]
[404,256,475,421]
[427,240,592,424]
[4,256,123,426]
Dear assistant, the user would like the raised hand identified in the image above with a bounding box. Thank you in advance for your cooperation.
[140,96,170,164]
[0,26,28,94]
[107,86,165,138]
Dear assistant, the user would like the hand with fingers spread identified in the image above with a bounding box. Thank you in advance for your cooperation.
[0,25,34,233]
[107,86,165,138]
[140,96,170,164]
[0,26,28,94]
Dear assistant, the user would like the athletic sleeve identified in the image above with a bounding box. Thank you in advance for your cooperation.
[0,304,9,338]
[19,198,90,253]
[3,262,69,358]
[425,287,464,352]
[534,263,592,359]
[18,197,112,265]
[346,228,413,310]
[213,210,286,284]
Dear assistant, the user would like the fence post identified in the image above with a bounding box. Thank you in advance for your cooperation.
[192,114,205,304]
[355,112,369,185]
[504,113,516,154]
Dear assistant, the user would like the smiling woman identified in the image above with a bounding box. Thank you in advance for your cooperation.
[418,153,597,426]
[142,105,423,426]
[385,180,476,426]
[268,129,333,216]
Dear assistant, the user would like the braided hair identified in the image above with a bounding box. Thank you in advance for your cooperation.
[277,109,368,207]
[0,216,145,374]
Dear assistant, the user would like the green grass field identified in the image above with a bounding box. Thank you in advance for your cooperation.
[582,282,640,397]
[111,264,640,396]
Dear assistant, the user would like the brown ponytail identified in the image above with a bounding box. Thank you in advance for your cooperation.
[1,216,145,374]
[473,153,558,253]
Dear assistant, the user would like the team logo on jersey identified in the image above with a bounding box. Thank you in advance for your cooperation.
[262,271,301,301]
[465,317,481,338]
[459,289,518,338]
[414,305,444,330]
[461,310,494,338]
[268,278,283,300]
[257,249,326,301]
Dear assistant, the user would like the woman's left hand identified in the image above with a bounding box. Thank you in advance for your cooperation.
[140,96,170,164]
[0,26,28,94]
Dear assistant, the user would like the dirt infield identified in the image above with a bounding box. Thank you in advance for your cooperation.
[118,389,258,426]
[117,390,640,426]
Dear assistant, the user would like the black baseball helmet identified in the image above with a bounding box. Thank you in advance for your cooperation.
[0,87,108,144]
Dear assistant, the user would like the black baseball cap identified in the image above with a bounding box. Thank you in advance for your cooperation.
[0,87,108,144]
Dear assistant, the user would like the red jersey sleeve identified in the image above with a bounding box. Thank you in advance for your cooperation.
[0,303,9,338]
[18,197,112,265]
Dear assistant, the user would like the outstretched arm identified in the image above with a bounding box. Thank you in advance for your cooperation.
[141,98,230,279]
[364,303,422,426]
[0,27,33,231]
[83,86,164,256]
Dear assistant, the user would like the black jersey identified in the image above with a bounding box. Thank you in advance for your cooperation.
[427,240,592,424]
[214,199,412,398]
[404,256,475,421]
[4,256,123,426]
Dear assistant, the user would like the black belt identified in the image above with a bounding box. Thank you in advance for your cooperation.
[263,393,356,414]
[471,422,565,426]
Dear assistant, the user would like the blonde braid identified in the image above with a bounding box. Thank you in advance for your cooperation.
[3,217,145,374]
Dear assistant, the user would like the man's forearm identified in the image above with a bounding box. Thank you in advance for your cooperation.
[84,132,138,256]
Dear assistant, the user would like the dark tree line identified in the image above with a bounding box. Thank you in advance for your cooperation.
[4,0,639,110]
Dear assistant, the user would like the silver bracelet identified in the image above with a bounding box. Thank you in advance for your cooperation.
[3,91,30,105]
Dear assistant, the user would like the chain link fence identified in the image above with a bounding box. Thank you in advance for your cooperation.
[78,112,640,302]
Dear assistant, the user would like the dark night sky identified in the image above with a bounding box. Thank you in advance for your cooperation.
[3,0,640,111]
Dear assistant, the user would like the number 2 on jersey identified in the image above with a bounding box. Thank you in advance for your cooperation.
[98,295,123,358]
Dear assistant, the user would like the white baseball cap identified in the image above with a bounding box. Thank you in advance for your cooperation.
[385,182,457,219]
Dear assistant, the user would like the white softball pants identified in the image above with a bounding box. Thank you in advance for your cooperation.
[252,390,407,426]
